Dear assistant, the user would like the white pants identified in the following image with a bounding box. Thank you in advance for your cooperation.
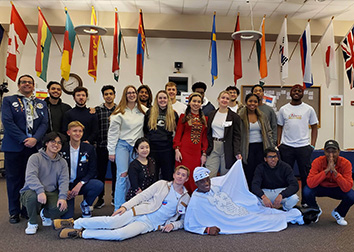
[74,209,154,241]
[261,188,299,211]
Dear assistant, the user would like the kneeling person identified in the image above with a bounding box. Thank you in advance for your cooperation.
[20,132,69,235]
[252,147,299,211]
[56,166,190,241]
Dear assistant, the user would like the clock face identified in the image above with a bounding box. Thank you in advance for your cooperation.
[60,73,83,95]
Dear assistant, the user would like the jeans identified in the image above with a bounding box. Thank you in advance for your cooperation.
[303,185,354,217]
[114,140,134,210]
[96,146,116,199]
[261,188,299,211]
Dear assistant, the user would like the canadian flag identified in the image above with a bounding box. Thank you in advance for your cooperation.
[6,4,28,82]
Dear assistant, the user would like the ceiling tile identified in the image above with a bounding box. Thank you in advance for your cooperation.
[184,0,208,9]
[112,2,137,12]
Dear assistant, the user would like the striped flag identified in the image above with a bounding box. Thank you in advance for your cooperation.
[61,8,76,81]
[136,10,145,84]
[211,13,218,85]
[35,9,52,82]
[233,14,242,85]
[341,25,354,89]
[276,17,288,85]
[256,17,267,80]
[6,4,28,82]
[88,6,100,82]
[300,22,313,89]
[112,9,122,82]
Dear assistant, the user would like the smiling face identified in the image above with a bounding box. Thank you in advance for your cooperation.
[136,141,150,159]
[173,168,189,186]
[103,89,116,105]
[74,91,87,106]
[166,86,177,100]
[218,92,230,108]
[48,84,62,100]
[126,87,137,103]
[157,92,168,109]
[228,89,238,102]
[189,95,202,114]
[18,76,35,97]
[45,136,63,156]
[246,95,259,112]
[196,177,211,193]
[252,86,264,100]
[290,86,304,101]
[138,87,149,103]
[67,126,84,143]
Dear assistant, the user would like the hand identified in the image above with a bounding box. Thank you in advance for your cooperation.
[24,137,37,148]
[161,223,174,233]
[37,192,47,204]
[262,195,273,208]
[175,149,182,162]
[325,154,336,174]
[67,183,83,200]
[109,155,115,162]
[136,188,142,194]
[205,226,220,236]
[89,107,96,114]
[83,140,90,144]
[112,206,126,217]
[236,154,242,160]
[201,154,207,166]
[273,194,283,208]
[57,199,67,211]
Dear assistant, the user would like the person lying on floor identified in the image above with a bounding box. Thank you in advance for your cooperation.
[184,161,320,236]
[55,165,190,240]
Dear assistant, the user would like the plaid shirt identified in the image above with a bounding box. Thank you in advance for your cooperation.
[95,103,117,148]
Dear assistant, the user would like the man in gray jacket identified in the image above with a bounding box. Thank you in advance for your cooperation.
[55,165,190,241]
[20,132,69,235]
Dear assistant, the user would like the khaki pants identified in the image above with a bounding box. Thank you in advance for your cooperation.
[206,140,227,178]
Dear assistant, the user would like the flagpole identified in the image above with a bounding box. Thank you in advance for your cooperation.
[38,7,62,54]
[311,16,334,56]
[289,19,310,61]
[268,15,287,62]
[115,8,128,58]
[100,37,107,57]
[228,12,240,60]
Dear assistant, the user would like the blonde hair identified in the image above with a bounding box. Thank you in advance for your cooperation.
[217,90,230,99]
[67,121,84,131]
[148,90,176,132]
[175,165,190,177]
[182,92,207,126]
[112,85,145,116]
[165,82,177,89]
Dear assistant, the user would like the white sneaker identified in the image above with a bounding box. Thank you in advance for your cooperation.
[40,209,52,226]
[25,222,38,235]
[332,209,348,226]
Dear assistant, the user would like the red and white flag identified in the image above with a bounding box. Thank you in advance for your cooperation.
[6,4,28,82]
[320,18,337,88]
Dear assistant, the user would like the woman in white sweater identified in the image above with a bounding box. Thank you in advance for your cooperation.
[107,85,147,210]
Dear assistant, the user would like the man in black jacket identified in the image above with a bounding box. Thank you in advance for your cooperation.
[252,147,299,211]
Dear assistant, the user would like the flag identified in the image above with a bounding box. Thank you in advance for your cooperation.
[136,10,145,84]
[35,9,52,82]
[276,17,289,85]
[112,9,122,82]
[211,13,218,85]
[0,24,4,46]
[233,14,242,85]
[300,22,313,89]
[341,25,354,89]
[88,6,100,82]
[256,17,267,80]
[61,8,76,81]
[6,4,28,82]
[320,19,337,88]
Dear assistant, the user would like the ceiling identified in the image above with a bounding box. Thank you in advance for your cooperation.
[2,0,354,21]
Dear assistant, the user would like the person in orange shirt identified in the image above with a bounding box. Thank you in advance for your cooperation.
[303,140,354,226]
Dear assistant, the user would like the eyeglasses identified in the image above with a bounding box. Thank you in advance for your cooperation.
[266,155,278,159]
[20,80,34,85]
[126,92,136,95]
[49,140,62,145]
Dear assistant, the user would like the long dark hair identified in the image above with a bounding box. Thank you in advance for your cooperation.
[182,92,207,126]
[132,137,150,159]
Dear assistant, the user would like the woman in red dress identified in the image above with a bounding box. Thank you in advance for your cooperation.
[173,92,208,193]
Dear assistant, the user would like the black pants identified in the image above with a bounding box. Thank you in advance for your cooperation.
[243,142,264,189]
[149,143,175,181]
[96,146,116,199]
[279,144,313,204]
[5,147,37,216]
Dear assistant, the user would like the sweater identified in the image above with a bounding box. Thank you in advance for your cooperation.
[45,97,71,133]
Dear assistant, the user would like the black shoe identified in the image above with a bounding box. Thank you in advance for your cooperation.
[9,214,20,224]
[295,206,321,224]
[94,198,105,209]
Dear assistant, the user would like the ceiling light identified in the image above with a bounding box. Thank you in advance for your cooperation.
[74,25,107,35]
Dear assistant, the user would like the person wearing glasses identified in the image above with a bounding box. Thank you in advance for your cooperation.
[2,74,48,224]
[252,147,299,211]
[107,85,148,211]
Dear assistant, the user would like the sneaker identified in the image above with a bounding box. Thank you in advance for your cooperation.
[40,209,52,226]
[332,209,348,226]
[58,228,82,239]
[80,201,92,218]
[25,222,38,235]
[314,207,322,223]
[94,198,105,209]
[52,218,74,230]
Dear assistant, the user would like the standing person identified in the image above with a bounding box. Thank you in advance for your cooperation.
[94,85,117,209]
[2,74,48,224]
[20,132,69,235]
[173,92,208,193]
[251,84,277,145]
[192,82,215,117]
[56,166,190,241]
[61,121,103,218]
[225,86,243,113]
[144,90,179,181]
[107,85,147,211]
[205,91,241,178]
[137,85,153,108]
[45,81,71,133]
[126,137,156,201]
[165,82,186,116]
[277,84,318,207]
[62,86,98,144]
[238,93,273,188]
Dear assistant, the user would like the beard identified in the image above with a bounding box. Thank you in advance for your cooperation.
[49,94,60,100]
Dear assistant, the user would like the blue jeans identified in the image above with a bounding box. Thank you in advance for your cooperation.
[114,140,134,210]
[303,185,354,217]
[62,179,104,218]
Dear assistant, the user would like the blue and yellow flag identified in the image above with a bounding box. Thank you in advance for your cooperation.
[211,13,218,85]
